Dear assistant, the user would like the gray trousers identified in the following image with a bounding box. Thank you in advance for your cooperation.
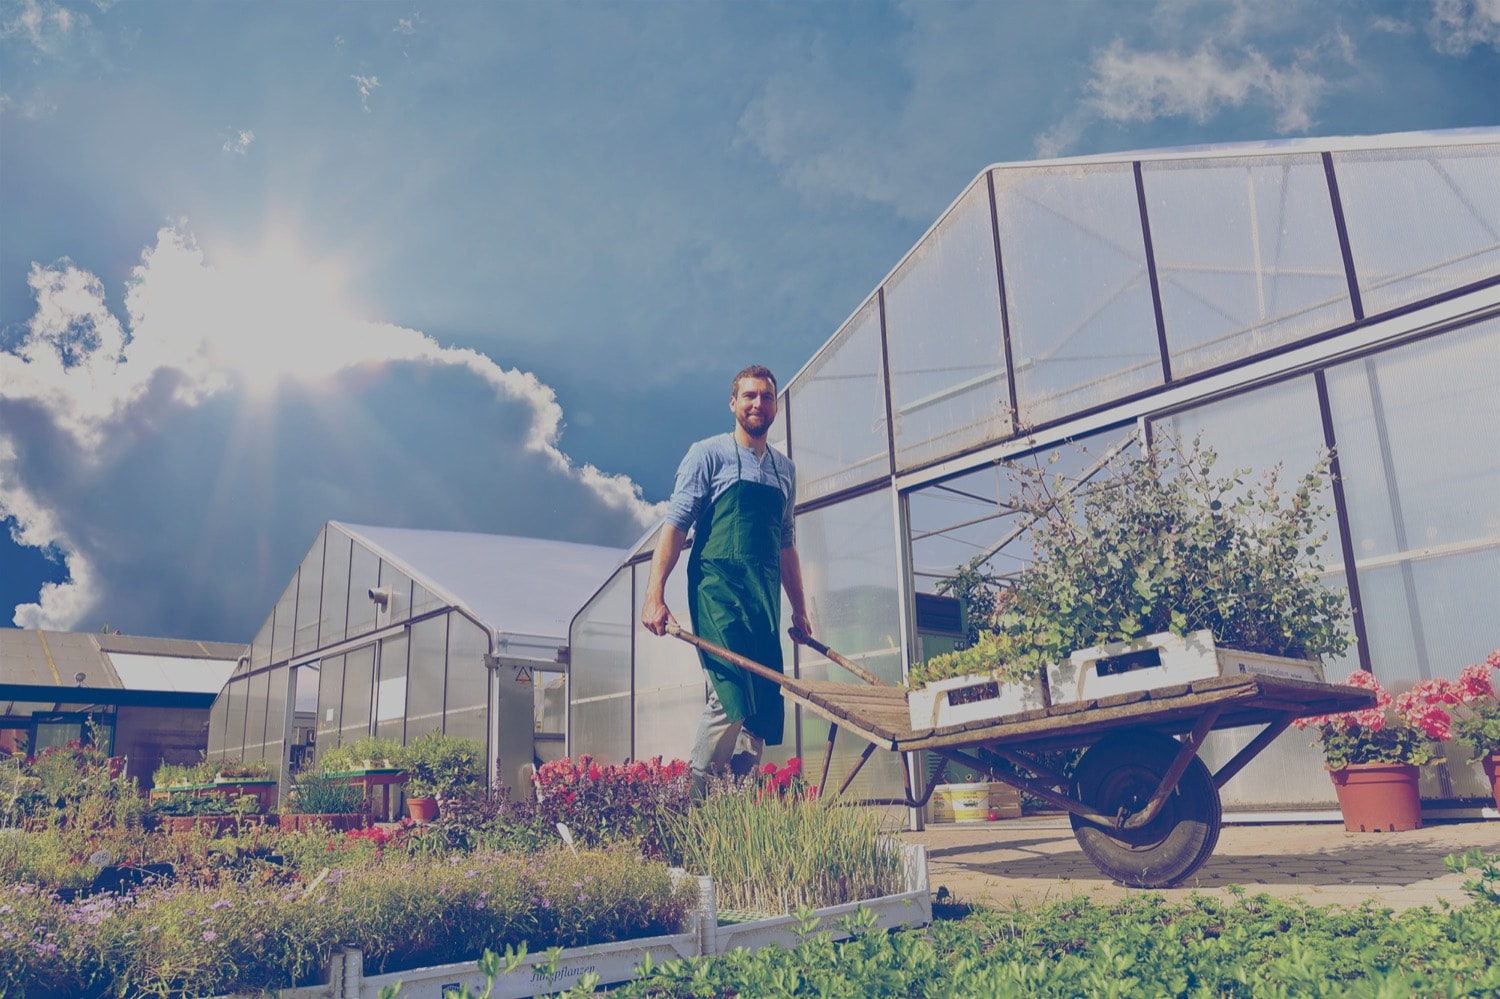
[689,684,764,782]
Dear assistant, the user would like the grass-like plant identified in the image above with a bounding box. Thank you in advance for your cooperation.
[284,771,367,815]
[667,775,903,915]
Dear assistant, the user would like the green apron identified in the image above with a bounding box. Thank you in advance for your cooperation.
[687,443,788,745]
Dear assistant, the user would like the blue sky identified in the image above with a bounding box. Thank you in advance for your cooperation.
[2,0,1497,643]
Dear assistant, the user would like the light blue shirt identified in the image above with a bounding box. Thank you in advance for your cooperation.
[664,433,797,548]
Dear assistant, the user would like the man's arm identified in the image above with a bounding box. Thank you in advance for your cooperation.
[641,525,688,636]
[781,545,812,639]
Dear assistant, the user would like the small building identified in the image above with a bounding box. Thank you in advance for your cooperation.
[0,629,242,788]
[205,521,624,799]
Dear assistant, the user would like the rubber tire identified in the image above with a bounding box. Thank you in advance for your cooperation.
[1068,730,1222,888]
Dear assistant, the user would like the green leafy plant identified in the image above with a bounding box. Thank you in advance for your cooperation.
[285,770,368,815]
[394,732,484,800]
[319,735,403,773]
[915,433,1351,691]
[215,757,274,779]
[1293,669,1446,768]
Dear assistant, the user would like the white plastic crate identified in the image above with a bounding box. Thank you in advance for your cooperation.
[908,672,1047,730]
[1047,629,1325,705]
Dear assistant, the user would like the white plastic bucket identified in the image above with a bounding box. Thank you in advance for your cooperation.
[931,782,989,822]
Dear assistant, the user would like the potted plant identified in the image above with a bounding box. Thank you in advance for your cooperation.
[1293,669,1446,831]
[1403,651,1500,811]
[402,775,440,822]
[393,732,483,821]
[279,771,371,832]
[318,736,402,774]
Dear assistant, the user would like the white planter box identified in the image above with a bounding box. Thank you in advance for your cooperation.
[1047,629,1325,705]
[705,843,930,955]
[908,673,1046,730]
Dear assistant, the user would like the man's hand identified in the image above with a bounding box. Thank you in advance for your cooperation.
[642,594,676,637]
[791,607,813,642]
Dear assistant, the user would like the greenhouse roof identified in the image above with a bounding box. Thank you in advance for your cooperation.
[0,630,243,710]
[334,523,626,645]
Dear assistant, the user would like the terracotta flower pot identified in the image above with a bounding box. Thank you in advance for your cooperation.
[278,813,372,833]
[1329,762,1422,832]
[1482,753,1500,812]
[407,796,439,822]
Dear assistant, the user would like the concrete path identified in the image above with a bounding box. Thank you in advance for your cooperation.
[903,816,1500,912]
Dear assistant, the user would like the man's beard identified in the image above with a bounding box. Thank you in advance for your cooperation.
[737,411,770,438]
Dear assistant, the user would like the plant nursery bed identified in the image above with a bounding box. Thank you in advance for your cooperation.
[211,843,930,999]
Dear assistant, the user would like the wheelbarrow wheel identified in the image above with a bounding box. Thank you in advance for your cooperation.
[1068,730,1221,888]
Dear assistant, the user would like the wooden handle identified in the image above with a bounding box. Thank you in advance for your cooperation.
[666,624,793,689]
[787,626,888,687]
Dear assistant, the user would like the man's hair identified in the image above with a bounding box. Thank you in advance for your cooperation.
[731,364,778,397]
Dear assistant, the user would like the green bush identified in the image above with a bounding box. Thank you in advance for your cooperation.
[394,731,484,799]
[317,735,402,774]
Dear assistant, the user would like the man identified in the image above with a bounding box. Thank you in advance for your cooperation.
[642,365,812,800]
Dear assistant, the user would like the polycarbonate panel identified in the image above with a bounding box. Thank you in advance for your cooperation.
[262,666,288,767]
[1325,319,1500,681]
[248,615,272,672]
[242,668,270,761]
[405,616,448,739]
[379,563,413,625]
[1143,155,1354,376]
[374,632,409,742]
[632,560,702,763]
[339,645,375,745]
[994,163,1163,424]
[443,617,489,743]
[884,181,1010,470]
[793,487,905,800]
[1334,143,1500,315]
[315,654,345,749]
[411,581,444,617]
[320,530,351,647]
[534,669,566,735]
[222,677,247,760]
[270,578,295,666]
[346,543,380,638]
[293,532,324,658]
[569,568,633,763]
[206,690,229,757]
[786,298,890,502]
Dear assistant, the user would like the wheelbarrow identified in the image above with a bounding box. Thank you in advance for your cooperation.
[666,623,1376,888]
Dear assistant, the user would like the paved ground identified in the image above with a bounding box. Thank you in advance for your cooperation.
[902,816,1500,911]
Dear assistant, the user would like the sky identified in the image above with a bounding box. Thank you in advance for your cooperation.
[2,0,1497,645]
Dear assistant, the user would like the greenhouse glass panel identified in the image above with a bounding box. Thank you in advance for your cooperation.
[444,617,489,743]
[249,615,273,672]
[570,569,632,763]
[1325,319,1500,681]
[1143,155,1354,377]
[1150,376,1356,807]
[405,616,448,739]
[346,544,380,639]
[270,578,296,666]
[632,560,702,763]
[994,163,1162,424]
[379,563,413,625]
[339,645,375,745]
[374,632,408,743]
[1334,143,1500,315]
[243,668,270,761]
[206,690,229,757]
[316,654,345,749]
[411,581,444,617]
[223,677,247,761]
[884,181,1010,470]
[534,669,566,736]
[262,666,288,769]
[320,530,351,647]
[794,488,904,799]
[787,298,890,502]
[294,532,324,658]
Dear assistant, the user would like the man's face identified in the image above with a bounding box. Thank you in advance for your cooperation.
[730,376,778,439]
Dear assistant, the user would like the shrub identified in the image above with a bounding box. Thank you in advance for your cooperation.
[394,731,484,799]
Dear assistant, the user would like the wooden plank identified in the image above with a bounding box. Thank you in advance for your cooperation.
[1092,689,1151,710]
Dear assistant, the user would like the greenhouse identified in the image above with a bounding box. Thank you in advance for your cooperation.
[206,522,623,798]
[569,128,1499,814]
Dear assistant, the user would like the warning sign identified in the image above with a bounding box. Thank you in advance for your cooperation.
[513,666,533,685]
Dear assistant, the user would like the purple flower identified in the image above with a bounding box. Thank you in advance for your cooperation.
[203,930,217,942]
[211,899,232,910]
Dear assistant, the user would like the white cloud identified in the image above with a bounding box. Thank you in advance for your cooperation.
[0,0,77,55]
[222,128,255,154]
[352,73,380,111]
[394,15,417,36]
[1427,0,1500,53]
[0,225,662,633]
